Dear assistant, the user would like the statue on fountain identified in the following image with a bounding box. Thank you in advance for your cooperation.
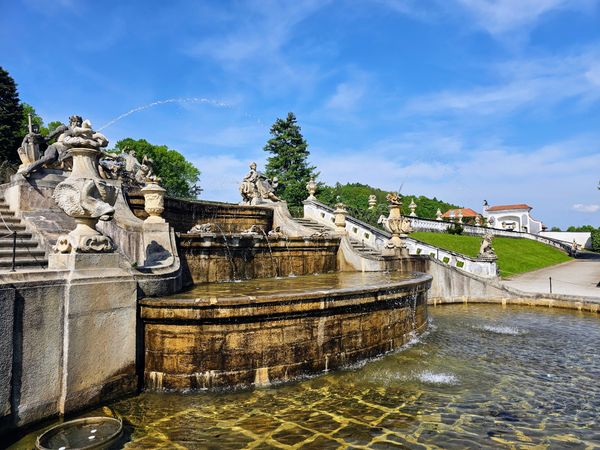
[21,115,109,177]
[239,162,281,205]
[51,118,118,254]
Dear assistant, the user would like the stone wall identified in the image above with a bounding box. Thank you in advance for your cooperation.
[126,192,273,234]
[0,263,138,439]
[178,235,340,284]
[140,273,432,390]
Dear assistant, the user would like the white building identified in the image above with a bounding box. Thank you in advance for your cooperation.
[482,202,545,234]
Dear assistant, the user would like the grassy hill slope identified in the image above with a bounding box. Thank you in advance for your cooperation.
[411,232,571,278]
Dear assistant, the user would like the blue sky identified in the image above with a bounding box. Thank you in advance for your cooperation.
[2,0,600,228]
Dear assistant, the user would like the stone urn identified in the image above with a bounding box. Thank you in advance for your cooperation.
[53,148,117,253]
[334,202,347,234]
[409,198,417,217]
[383,193,412,250]
[368,194,377,209]
[141,182,166,223]
[306,177,317,200]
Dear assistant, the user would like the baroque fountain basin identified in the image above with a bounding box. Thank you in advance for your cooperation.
[140,271,432,391]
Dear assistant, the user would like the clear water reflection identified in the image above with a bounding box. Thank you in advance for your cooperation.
[12,304,600,449]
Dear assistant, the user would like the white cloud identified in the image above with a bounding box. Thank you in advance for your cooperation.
[325,82,366,111]
[456,0,595,35]
[572,203,600,213]
[311,134,600,228]
[404,48,600,116]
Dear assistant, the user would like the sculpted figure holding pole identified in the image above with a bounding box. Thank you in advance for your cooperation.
[239,162,280,205]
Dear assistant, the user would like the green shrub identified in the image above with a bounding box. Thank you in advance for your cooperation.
[591,229,600,251]
[447,222,463,235]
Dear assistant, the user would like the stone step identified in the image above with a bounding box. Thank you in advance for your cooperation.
[0,233,34,241]
[0,258,47,268]
[0,240,40,248]
[0,224,27,232]
[0,249,46,258]
[0,216,22,223]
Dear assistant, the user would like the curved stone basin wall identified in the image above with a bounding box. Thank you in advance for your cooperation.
[179,234,340,284]
[126,192,273,234]
[140,272,432,390]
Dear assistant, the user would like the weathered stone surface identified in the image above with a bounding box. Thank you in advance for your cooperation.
[178,236,339,284]
[126,193,274,234]
[0,288,15,420]
[59,254,137,414]
[140,273,431,390]
[17,283,65,427]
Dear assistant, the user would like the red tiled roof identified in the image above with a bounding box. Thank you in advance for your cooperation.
[486,204,531,212]
[442,208,479,218]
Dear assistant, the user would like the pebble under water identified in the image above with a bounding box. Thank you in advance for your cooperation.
[11,304,600,449]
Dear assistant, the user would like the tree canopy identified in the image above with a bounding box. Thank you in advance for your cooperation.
[0,67,24,164]
[113,138,201,199]
[264,112,317,207]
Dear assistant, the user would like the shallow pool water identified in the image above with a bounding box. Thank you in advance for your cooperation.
[12,304,600,449]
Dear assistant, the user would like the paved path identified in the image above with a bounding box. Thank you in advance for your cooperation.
[502,251,600,298]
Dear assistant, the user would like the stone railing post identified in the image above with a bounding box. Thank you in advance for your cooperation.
[334,202,347,234]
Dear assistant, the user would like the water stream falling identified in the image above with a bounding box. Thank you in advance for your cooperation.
[213,223,238,281]
[258,227,277,277]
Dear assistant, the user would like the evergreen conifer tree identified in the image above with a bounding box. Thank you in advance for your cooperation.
[264,112,317,207]
[0,67,24,164]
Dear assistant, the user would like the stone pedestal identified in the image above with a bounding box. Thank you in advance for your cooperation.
[50,253,137,415]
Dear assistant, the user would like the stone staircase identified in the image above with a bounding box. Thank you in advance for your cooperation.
[0,198,47,270]
[294,218,383,259]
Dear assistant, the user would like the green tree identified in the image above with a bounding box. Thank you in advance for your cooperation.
[113,138,200,199]
[264,112,317,207]
[19,103,44,136]
[550,226,561,232]
[0,67,24,164]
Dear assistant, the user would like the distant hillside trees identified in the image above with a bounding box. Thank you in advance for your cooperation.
[317,182,460,226]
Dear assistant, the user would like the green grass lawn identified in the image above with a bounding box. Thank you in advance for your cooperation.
[411,232,572,278]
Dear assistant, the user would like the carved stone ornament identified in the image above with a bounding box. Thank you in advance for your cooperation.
[306,178,317,200]
[52,120,117,254]
[479,232,497,259]
[141,182,166,223]
[383,193,412,248]
[189,223,214,233]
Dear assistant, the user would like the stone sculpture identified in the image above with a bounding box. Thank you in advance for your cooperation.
[242,224,264,234]
[435,208,443,221]
[382,192,412,252]
[239,162,281,205]
[20,115,88,176]
[189,223,214,233]
[16,115,44,172]
[306,177,317,200]
[268,226,286,239]
[141,181,166,224]
[409,198,417,217]
[479,232,496,259]
[368,194,377,209]
[52,119,117,253]
[98,149,160,187]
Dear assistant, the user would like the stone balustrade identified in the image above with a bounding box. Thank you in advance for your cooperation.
[303,199,498,278]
